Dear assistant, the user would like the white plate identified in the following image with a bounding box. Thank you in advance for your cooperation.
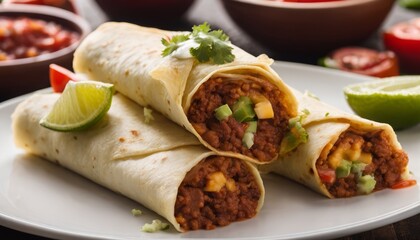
[1,61,419,240]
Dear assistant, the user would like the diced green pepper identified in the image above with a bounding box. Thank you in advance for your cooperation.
[279,119,308,155]
[233,96,253,107]
[245,121,258,133]
[232,96,255,122]
[214,104,232,121]
[351,162,367,177]
[335,160,352,178]
[242,132,254,149]
[357,175,376,194]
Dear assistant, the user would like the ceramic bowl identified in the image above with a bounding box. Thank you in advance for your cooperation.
[94,0,196,23]
[221,0,395,54]
[0,4,90,100]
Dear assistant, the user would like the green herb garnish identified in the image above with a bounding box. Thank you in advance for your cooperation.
[144,107,154,124]
[161,34,190,57]
[131,208,143,216]
[141,219,170,233]
[161,22,235,65]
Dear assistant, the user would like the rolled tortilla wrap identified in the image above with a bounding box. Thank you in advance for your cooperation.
[12,93,265,231]
[73,22,298,164]
[262,90,411,198]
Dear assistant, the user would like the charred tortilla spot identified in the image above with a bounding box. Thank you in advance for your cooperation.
[130,130,139,137]
[309,168,315,175]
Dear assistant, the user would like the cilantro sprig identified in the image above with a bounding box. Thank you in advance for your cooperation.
[161,22,235,65]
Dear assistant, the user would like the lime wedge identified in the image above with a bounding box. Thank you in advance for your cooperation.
[40,81,114,132]
[344,76,420,130]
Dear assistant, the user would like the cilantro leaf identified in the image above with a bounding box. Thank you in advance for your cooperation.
[161,22,235,65]
[161,34,189,57]
[190,37,212,63]
[211,40,234,64]
[192,22,211,36]
[208,29,230,42]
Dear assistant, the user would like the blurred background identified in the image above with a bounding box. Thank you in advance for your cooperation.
[1,0,420,102]
[1,0,420,101]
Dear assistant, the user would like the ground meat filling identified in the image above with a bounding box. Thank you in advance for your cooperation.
[188,75,290,162]
[175,156,261,231]
[317,130,408,198]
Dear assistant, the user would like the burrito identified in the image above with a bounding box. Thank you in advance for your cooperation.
[73,22,298,164]
[262,90,412,198]
[12,93,265,231]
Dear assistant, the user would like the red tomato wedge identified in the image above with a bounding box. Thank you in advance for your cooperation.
[383,18,420,74]
[317,168,336,184]
[391,179,417,189]
[49,64,78,93]
[320,47,399,78]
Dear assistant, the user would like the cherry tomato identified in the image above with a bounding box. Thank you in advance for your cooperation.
[317,168,336,184]
[283,0,342,2]
[383,18,420,74]
[391,179,417,189]
[49,64,78,93]
[320,47,400,78]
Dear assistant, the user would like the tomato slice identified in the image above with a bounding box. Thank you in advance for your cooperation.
[49,64,78,93]
[317,168,336,184]
[321,47,399,78]
[391,179,417,189]
[383,18,420,74]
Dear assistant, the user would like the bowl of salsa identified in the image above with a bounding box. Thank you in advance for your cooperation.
[221,0,394,54]
[0,4,90,100]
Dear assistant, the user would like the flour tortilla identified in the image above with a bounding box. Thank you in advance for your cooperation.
[262,90,409,198]
[12,93,265,231]
[73,22,298,164]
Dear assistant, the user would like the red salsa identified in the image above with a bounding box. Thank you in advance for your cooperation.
[0,17,80,61]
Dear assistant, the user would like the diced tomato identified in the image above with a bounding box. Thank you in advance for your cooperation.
[383,18,420,74]
[49,64,78,93]
[320,47,399,78]
[0,17,80,61]
[317,168,336,184]
[391,179,417,189]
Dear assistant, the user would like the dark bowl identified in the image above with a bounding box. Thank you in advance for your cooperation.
[221,0,395,54]
[94,0,196,24]
[0,4,90,101]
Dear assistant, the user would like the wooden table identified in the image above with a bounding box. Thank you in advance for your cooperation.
[1,0,420,239]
